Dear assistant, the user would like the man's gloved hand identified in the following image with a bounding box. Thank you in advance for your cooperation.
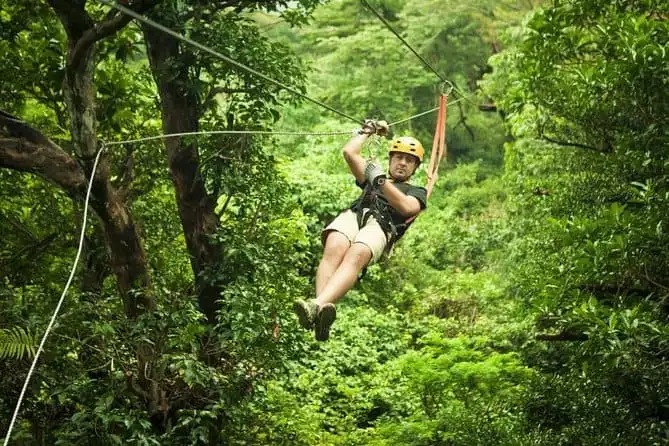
[361,119,376,135]
[374,120,389,137]
[361,119,390,137]
[365,161,386,187]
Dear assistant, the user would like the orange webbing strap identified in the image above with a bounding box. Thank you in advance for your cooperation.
[426,94,448,199]
[403,94,448,226]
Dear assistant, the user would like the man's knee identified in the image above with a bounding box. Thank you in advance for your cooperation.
[345,242,373,269]
[323,231,350,260]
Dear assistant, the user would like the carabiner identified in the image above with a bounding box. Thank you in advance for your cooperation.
[365,134,384,160]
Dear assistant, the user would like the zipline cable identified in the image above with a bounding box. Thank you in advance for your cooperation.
[360,0,473,103]
[104,130,354,146]
[389,106,438,126]
[103,98,467,147]
[3,146,105,446]
[388,95,465,126]
[97,0,363,125]
[360,0,447,87]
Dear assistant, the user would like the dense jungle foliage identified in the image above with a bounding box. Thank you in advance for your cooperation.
[1,0,668,444]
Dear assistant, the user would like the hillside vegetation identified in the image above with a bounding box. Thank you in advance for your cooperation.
[0,0,667,444]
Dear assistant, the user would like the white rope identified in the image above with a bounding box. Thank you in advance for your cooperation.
[102,97,470,148]
[3,145,105,446]
[103,129,353,146]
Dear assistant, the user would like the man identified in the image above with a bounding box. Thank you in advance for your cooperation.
[294,119,427,341]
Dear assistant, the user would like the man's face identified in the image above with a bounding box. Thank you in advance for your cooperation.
[388,152,419,182]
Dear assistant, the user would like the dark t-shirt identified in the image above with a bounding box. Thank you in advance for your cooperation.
[350,180,427,238]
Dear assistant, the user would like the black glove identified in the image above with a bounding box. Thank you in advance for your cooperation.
[365,161,386,187]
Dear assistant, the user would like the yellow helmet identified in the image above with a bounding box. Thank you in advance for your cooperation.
[389,136,424,163]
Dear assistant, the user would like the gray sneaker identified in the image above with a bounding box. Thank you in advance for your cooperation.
[293,299,319,330]
[314,303,337,342]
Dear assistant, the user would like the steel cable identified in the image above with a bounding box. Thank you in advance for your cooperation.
[98,0,364,125]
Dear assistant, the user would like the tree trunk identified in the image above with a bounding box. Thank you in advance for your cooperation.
[59,32,163,422]
[61,31,155,317]
[1,0,179,431]
[0,111,154,317]
[1,4,165,424]
[80,221,109,295]
[143,24,223,324]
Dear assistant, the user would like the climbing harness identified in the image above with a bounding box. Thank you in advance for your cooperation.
[355,93,449,261]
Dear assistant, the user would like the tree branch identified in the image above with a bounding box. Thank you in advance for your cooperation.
[125,370,150,401]
[0,212,39,242]
[117,145,135,200]
[0,111,87,198]
[455,100,475,139]
[47,0,94,42]
[70,0,163,69]
[478,103,497,112]
[216,194,233,218]
[541,136,608,153]
[1,233,60,272]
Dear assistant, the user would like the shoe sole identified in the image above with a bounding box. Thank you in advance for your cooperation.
[293,301,314,330]
[315,305,336,342]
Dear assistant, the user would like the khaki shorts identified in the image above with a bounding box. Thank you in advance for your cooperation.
[322,209,388,263]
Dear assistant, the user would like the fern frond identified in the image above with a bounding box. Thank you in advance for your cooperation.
[0,326,38,360]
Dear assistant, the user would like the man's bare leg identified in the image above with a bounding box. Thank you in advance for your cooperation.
[315,242,372,307]
[295,231,350,330]
[315,231,350,296]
